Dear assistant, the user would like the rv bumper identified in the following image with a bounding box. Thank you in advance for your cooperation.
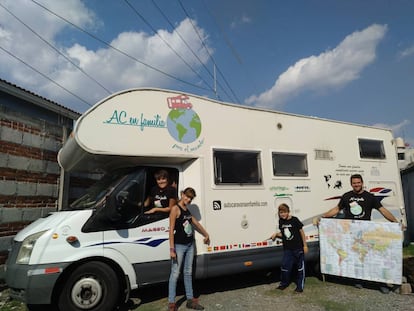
[5,261,70,305]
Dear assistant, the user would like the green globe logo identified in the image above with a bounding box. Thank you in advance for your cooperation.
[167,108,202,144]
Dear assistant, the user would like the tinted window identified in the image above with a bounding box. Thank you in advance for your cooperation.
[359,139,386,159]
[214,150,262,184]
[272,153,308,177]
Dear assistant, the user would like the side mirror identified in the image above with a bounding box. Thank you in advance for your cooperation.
[116,190,129,208]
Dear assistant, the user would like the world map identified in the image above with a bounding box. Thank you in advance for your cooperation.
[167,108,202,144]
[319,218,402,284]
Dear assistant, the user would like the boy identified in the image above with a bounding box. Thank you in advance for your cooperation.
[144,169,177,214]
[269,203,308,292]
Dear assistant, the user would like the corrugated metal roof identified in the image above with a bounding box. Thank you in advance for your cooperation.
[0,78,81,120]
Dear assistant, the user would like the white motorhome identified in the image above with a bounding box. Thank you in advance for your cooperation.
[5,88,406,311]
[395,137,414,170]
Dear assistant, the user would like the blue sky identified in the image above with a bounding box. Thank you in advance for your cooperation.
[1,0,414,146]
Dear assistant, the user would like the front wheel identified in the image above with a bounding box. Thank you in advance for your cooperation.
[58,261,121,311]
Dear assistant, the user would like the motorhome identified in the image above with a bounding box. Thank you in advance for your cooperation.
[395,137,414,170]
[5,88,406,311]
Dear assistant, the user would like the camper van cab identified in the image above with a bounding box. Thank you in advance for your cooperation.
[5,88,406,311]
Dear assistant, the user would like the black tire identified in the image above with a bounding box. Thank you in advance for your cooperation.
[57,261,120,311]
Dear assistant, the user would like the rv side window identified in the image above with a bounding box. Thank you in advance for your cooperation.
[214,150,262,185]
[272,152,308,177]
[358,139,386,159]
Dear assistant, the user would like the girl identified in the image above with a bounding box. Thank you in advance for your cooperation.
[168,187,210,311]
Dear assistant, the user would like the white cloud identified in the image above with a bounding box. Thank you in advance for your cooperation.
[0,0,96,41]
[245,24,388,108]
[0,0,211,112]
[49,18,210,106]
[373,119,411,137]
[398,45,414,59]
[372,119,414,150]
[230,14,251,29]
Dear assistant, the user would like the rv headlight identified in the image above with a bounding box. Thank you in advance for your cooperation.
[16,231,47,264]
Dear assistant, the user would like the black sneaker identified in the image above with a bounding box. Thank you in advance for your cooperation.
[276,285,288,290]
[294,288,303,293]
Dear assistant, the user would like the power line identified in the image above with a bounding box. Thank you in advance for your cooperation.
[124,0,215,93]
[0,45,92,107]
[200,1,259,104]
[200,0,243,65]
[30,0,212,93]
[177,0,241,104]
[150,0,217,89]
[152,0,228,100]
[0,2,112,96]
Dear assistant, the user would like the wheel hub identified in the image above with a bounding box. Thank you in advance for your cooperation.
[71,277,102,309]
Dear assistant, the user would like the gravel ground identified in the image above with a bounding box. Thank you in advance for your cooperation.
[129,271,414,311]
[2,270,414,311]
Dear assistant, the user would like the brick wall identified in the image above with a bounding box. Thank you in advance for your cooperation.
[0,107,64,264]
[0,81,81,272]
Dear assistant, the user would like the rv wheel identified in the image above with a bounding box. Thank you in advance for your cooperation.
[58,261,120,311]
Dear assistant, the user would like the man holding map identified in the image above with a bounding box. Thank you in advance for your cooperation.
[321,174,399,223]
[320,173,400,293]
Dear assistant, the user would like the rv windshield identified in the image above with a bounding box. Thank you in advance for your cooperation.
[67,168,137,210]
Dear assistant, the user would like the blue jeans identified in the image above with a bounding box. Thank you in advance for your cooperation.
[168,242,195,303]
[280,248,305,290]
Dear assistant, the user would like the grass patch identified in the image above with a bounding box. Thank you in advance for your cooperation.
[403,243,414,258]
[264,276,375,311]
[310,300,358,311]
[304,276,324,286]
[296,278,359,310]
[0,300,26,311]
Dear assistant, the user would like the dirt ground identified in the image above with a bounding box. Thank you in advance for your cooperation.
[2,269,414,311]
